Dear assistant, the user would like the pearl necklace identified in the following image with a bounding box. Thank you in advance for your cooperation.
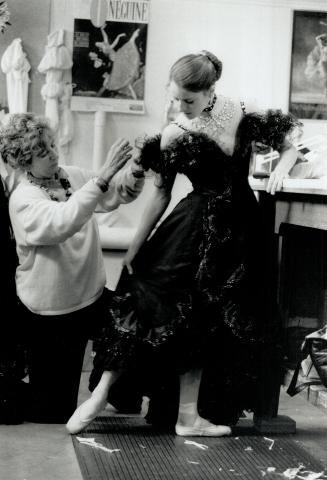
[26,168,73,202]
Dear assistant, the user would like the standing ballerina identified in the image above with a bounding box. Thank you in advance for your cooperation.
[66,51,300,436]
[95,24,141,99]
[95,23,127,61]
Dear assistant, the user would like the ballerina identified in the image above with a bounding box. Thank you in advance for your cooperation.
[95,25,141,99]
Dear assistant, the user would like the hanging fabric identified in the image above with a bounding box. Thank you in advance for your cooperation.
[37,29,73,132]
[1,38,30,113]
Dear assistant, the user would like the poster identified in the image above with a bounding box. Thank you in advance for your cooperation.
[289,10,327,120]
[71,0,149,114]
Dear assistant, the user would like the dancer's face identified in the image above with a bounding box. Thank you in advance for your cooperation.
[168,81,212,119]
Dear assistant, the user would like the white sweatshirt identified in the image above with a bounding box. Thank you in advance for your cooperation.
[9,165,143,315]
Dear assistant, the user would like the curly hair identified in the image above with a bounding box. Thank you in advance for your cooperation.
[0,113,53,170]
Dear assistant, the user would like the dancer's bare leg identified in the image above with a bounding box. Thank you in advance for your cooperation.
[66,370,122,434]
[177,369,202,426]
[176,369,232,437]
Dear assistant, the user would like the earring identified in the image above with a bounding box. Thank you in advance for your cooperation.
[203,93,217,112]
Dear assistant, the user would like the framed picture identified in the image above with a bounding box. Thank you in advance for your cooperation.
[71,0,149,114]
[289,10,327,120]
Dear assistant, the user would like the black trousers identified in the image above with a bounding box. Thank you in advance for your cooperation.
[21,292,108,423]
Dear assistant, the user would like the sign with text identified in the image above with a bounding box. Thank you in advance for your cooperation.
[71,0,149,114]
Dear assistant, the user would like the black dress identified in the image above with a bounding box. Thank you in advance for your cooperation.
[90,131,269,425]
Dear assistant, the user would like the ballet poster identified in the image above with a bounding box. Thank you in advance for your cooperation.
[289,10,327,120]
[71,0,149,114]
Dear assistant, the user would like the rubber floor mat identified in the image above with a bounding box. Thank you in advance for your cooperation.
[72,416,326,480]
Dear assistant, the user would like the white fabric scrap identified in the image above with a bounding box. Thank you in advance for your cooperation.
[283,466,307,479]
[184,440,208,450]
[298,472,327,480]
[264,436,275,450]
[260,466,327,479]
[76,436,120,453]
[282,465,327,479]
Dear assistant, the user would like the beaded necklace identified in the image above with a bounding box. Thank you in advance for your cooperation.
[26,167,73,202]
[173,95,238,154]
[191,95,236,133]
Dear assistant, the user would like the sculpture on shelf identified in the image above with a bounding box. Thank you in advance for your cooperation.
[1,38,30,113]
[38,29,73,133]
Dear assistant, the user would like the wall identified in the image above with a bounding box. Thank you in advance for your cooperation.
[2,0,327,223]
[47,0,327,173]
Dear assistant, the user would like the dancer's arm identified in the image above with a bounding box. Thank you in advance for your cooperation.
[100,24,109,44]
[123,180,172,274]
[123,123,181,273]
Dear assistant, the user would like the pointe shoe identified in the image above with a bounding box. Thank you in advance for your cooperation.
[66,396,106,434]
[175,416,232,437]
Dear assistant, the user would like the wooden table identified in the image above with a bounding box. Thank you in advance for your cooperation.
[250,177,327,232]
[249,177,327,433]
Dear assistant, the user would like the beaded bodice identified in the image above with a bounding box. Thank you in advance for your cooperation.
[175,95,242,155]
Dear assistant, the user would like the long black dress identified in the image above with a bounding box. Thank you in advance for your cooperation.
[89,129,272,425]
[91,110,301,425]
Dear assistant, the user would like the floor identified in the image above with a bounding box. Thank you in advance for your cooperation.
[1,345,327,480]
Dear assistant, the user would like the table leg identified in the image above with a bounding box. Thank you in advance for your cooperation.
[253,192,296,433]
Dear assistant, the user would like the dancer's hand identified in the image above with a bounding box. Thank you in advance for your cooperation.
[266,166,289,195]
[266,142,297,195]
[122,247,137,275]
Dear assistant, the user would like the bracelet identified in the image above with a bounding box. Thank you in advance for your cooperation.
[131,168,145,179]
[94,177,109,193]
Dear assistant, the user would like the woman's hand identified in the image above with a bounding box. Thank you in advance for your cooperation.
[98,138,133,184]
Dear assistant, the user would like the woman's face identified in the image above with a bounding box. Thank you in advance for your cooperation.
[168,81,212,119]
[30,131,59,179]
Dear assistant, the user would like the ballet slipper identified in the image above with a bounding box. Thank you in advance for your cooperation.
[175,416,232,437]
[66,396,106,434]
